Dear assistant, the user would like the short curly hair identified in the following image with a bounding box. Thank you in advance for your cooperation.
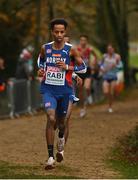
[50,18,68,30]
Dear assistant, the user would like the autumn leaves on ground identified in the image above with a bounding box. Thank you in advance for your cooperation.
[0,87,138,179]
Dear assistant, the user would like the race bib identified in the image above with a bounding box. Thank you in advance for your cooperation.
[45,66,65,86]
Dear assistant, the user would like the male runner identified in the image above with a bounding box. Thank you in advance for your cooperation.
[100,44,121,113]
[63,35,83,143]
[76,35,97,117]
[37,18,86,169]
[64,34,70,44]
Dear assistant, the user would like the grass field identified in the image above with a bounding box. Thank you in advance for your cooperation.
[108,158,138,179]
[0,161,80,179]
[130,52,138,67]
[107,126,138,179]
[129,52,138,80]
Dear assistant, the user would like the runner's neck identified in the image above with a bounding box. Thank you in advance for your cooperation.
[80,44,87,49]
[108,53,114,58]
[52,41,65,50]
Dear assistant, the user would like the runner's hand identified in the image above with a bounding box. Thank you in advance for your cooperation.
[56,61,67,70]
[37,68,45,77]
[110,63,116,69]
[76,76,83,87]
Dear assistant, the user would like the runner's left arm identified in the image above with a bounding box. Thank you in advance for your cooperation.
[56,47,87,73]
[89,48,98,71]
[69,47,87,73]
[110,54,121,69]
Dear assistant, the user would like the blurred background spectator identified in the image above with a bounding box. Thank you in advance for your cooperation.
[15,46,34,80]
[0,57,6,92]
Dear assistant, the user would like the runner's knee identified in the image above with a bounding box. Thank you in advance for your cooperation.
[47,114,56,126]
[104,92,109,96]
[85,86,91,92]
[103,89,109,96]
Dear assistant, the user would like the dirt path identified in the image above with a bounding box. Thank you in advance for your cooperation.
[0,89,138,178]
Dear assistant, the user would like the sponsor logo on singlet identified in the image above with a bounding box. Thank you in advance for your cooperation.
[62,49,68,55]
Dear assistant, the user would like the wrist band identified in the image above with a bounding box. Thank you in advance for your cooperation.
[66,64,69,70]
[72,72,77,79]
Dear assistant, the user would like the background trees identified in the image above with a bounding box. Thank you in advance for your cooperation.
[95,0,138,86]
[0,0,33,76]
[0,0,138,84]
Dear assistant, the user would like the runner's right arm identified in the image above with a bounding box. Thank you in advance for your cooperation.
[37,45,45,77]
[90,48,98,72]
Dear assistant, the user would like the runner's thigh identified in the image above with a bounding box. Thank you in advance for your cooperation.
[103,80,110,94]
[84,78,91,90]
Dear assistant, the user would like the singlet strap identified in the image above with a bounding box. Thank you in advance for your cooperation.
[64,43,72,52]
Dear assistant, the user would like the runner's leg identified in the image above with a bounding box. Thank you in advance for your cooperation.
[42,93,57,169]
[84,77,92,104]
[103,80,111,110]
[64,101,73,143]
[109,80,116,110]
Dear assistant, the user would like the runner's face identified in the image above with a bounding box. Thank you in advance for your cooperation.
[107,46,114,55]
[64,36,70,43]
[52,25,66,43]
[80,37,88,47]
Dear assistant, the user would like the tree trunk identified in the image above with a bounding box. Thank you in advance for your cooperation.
[34,0,41,74]
[47,0,55,41]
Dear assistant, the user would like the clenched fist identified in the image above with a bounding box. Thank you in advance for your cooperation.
[37,68,45,77]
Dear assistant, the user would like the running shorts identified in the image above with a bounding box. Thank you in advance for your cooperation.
[42,92,74,117]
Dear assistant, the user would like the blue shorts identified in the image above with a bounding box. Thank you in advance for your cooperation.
[103,74,117,83]
[42,92,75,117]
